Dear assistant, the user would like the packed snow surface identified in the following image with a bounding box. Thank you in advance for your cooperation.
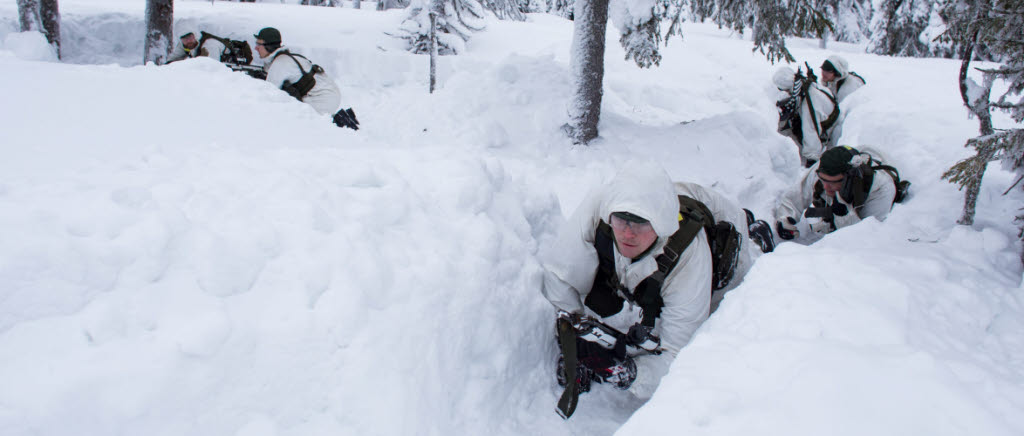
[0,1,1022,435]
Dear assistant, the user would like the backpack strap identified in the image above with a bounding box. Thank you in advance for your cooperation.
[849,71,866,84]
[871,164,910,204]
[273,50,311,75]
[801,81,840,142]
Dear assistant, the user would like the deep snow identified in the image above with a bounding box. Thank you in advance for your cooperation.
[0,1,1022,435]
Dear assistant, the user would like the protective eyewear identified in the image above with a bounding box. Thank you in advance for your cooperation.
[609,212,653,233]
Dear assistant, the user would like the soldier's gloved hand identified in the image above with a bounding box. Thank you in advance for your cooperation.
[626,324,661,352]
[831,200,849,217]
[807,216,835,235]
[776,217,799,240]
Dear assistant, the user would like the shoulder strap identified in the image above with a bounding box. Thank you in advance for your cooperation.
[818,88,840,133]
[273,51,310,75]
[849,71,866,84]
[871,163,908,203]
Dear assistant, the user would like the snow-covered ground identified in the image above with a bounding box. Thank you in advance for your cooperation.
[1,1,1022,435]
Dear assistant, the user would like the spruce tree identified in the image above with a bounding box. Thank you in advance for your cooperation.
[940,0,1024,262]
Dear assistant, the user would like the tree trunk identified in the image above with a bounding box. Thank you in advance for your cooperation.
[956,30,996,226]
[144,0,173,65]
[429,0,441,93]
[17,0,41,32]
[819,28,828,49]
[39,0,60,59]
[566,0,609,145]
[354,0,362,9]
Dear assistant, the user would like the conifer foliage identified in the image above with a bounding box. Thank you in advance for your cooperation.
[940,0,1024,260]
[567,0,832,144]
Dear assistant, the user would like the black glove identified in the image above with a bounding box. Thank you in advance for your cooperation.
[831,201,849,217]
[333,108,359,130]
[776,217,798,240]
[626,324,661,352]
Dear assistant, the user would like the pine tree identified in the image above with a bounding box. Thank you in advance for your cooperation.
[144,0,173,65]
[395,0,486,55]
[867,0,940,56]
[940,0,1024,262]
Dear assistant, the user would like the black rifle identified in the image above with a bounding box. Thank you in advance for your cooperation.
[225,63,267,80]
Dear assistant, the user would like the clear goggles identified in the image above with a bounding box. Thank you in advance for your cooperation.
[609,212,653,233]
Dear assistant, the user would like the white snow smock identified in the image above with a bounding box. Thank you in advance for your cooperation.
[262,46,341,116]
[166,37,226,64]
[540,164,714,399]
[799,82,839,161]
[774,147,897,236]
[823,55,865,105]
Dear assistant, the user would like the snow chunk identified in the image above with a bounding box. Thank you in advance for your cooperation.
[2,31,57,62]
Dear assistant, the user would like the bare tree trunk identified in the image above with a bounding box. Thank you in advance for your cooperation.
[429,6,439,93]
[144,0,173,65]
[819,29,828,49]
[354,0,362,9]
[566,0,609,144]
[17,0,41,32]
[39,0,61,59]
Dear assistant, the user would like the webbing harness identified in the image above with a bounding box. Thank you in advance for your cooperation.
[585,196,725,328]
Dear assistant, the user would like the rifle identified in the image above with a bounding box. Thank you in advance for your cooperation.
[567,313,662,356]
[804,61,818,84]
[224,63,267,80]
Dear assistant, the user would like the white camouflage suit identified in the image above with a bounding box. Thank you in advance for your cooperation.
[262,46,341,116]
[540,164,758,399]
[822,55,866,105]
[166,33,227,64]
[774,67,840,163]
[774,148,897,237]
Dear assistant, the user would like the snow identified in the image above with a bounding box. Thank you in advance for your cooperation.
[1,1,1023,435]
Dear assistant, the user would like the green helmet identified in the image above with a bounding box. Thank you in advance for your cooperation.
[253,27,282,45]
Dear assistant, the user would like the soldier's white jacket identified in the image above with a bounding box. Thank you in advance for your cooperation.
[773,157,897,235]
[262,46,341,115]
[822,55,866,105]
[540,164,757,398]
[797,82,838,162]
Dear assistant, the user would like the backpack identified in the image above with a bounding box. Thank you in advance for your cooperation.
[585,195,741,327]
[272,51,324,101]
[198,32,254,65]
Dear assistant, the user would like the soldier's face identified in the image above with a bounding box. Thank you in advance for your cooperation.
[610,214,658,259]
[818,172,845,197]
[821,70,837,83]
[255,40,269,58]
[182,34,198,50]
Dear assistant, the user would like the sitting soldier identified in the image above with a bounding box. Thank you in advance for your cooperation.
[774,146,910,242]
